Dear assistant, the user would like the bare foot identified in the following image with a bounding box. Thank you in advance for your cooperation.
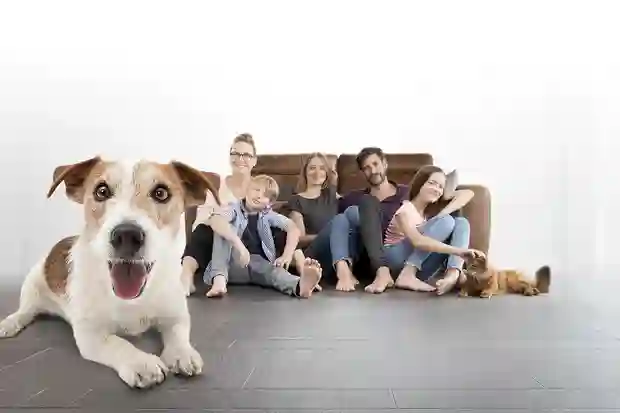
[181,258,199,297]
[394,265,436,292]
[335,261,357,292]
[183,278,196,297]
[364,267,394,294]
[294,249,322,292]
[293,249,306,275]
[436,269,461,296]
[299,259,322,298]
[206,275,228,298]
[181,269,196,297]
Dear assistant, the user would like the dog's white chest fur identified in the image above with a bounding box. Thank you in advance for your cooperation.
[66,252,187,336]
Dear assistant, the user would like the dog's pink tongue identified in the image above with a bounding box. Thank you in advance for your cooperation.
[110,262,147,300]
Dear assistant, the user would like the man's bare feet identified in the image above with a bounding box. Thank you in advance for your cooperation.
[364,267,394,294]
[299,259,322,298]
[335,261,357,292]
[206,275,228,298]
[436,268,461,296]
[394,265,436,292]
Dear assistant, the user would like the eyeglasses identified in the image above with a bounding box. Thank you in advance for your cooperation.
[230,151,255,161]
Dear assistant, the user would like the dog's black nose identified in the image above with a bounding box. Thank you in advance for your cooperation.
[110,222,145,257]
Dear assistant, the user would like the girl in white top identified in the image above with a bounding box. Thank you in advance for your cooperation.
[382,165,484,295]
[181,133,258,295]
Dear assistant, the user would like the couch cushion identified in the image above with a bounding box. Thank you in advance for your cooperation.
[336,153,434,193]
[253,153,338,202]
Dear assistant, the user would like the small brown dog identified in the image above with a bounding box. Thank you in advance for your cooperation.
[459,255,551,299]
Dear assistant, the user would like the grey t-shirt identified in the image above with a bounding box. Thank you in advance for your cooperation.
[287,187,338,235]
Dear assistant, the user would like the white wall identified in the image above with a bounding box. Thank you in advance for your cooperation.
[0,0,617,298]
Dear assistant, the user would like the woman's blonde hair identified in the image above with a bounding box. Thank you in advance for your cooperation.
[296,152,337,193]
[251,174,279,202]
[231,133,256,155]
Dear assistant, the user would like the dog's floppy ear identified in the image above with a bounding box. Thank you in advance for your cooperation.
[170,161,221,207]
[47,156,102,203]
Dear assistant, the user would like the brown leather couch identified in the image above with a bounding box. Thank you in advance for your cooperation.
[251,152,491,254]
[185,153,490,254]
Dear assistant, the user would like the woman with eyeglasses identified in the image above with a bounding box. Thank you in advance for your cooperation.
[181,133,258,295]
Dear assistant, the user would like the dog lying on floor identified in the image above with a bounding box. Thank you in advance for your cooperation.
[458,255,551,299]
[0,156,219,389]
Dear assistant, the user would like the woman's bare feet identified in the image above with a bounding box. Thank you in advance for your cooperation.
[364,267,394,294]
[435,268,461,296]
[299,259,322,298]
[394,265,436,292]
[180,258,198,296]
[335,260,358,292]
[181,271,196,296]
[206,275,228,298]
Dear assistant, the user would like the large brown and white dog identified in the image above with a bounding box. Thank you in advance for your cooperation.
[0,156,219,389]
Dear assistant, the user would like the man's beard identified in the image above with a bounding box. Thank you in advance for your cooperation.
[367,173,385,187]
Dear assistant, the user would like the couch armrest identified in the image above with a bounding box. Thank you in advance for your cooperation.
[458,184,491,254]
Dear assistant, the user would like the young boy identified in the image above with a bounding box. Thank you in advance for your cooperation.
[204,175,322,298]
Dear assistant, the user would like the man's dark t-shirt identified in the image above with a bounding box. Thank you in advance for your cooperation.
[338,181,408,236]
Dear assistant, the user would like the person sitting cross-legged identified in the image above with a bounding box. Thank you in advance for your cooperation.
[204,174,322,299]
[379,165,485,295]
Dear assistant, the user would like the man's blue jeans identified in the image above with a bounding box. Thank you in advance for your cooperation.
[326,205,471,281]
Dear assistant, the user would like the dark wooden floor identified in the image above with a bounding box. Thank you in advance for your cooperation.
[1,282,619,412]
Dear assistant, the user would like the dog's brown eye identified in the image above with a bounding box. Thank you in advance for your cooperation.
[93,183,112,202]
[150,185,170,203]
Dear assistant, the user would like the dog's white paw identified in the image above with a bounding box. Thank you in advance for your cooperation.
[0,315,26,338]
[117,353,168,389]
[161,345,203,377]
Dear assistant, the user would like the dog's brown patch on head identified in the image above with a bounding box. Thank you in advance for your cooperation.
[44,235,77,294]
[80,161,127,238]
[48,156,102,203]
[128,161,220,233]
[47,157,128,240]
[169,161,221,207]
[130,162,186,233]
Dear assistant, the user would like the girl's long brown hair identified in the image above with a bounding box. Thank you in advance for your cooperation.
[296,152,337,193]
[408,165,446,217]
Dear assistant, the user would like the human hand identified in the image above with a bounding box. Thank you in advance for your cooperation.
[235,244,251,267]
[458,248,485,260]
[274,253,293,270]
